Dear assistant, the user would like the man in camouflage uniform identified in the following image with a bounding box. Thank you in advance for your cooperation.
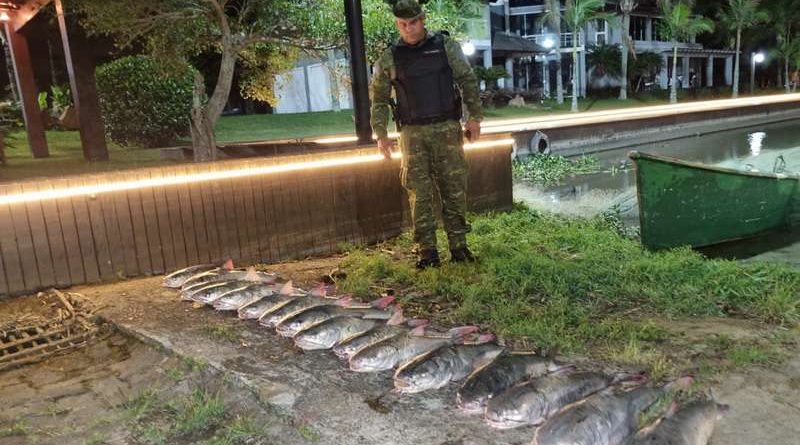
[370,0,483,269]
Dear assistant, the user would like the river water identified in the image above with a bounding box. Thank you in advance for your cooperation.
[513,118,800,267]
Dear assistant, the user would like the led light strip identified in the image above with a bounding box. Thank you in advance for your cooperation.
[0,139,514,206]
[312,93,800,143]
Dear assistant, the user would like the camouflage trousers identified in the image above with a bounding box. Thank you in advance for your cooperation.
[399,120,470,252]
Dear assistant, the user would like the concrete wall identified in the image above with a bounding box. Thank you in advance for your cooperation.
[0,146,512,298]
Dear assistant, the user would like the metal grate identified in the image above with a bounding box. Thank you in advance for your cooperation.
[0,290,109,372]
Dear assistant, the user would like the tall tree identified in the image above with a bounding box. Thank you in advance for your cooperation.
[76,0,476,161]
[767,0,800,93]
[545,0,565,104]
[563,0,613,112]
[618,0,637,100]
[718,0,768,98]
[657,0,713,104]
[75,0,323,161]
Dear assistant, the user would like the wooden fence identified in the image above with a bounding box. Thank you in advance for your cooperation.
[0,145,513,297]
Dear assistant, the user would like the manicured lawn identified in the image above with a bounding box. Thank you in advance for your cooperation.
[0,89,785,183]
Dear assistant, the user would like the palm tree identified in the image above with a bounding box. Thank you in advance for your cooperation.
[768,0,800,93]
[618,0,637,100]
[718,0,768,98]
[545,0,565,105]
[658,0,714,104]
[563,0,614,112]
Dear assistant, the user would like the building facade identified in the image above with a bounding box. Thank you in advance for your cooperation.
[481,0,735,98]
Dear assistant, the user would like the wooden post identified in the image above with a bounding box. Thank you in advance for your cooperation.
[54,0,108,161]
[3,22,48,158]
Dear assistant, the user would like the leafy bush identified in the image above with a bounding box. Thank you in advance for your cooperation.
[96,55,195,148]
[473,65,508,90]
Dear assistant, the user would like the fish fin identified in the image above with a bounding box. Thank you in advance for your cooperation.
[386,306,405,325]
[222,258,234,270]
[612,372,648,387]
[279,281,294,296]
[410,325,427,336]
[665,375,694,393]
[448,326,479,338]
[310,282,327,298]
[370,294,396,309]
[406,319,428,328]
[334,295,354,307]
[243,267,260,281]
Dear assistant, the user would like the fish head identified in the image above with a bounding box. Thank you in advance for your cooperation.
[277,309,328,337]
[394,358,446,394]
[716,403,730,418]
[350,345,397,372]
[456,392,486,414]
[295,325,336,350]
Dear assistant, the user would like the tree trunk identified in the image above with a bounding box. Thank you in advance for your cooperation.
[327,50,341,112]
[785,59,791,94]
[732,28,741,98]
[571,33,579,112]
[190,43,238,162]
[2,36,18,102]
[670,43,678,104]
[190,73,216,162]
[620,13,631,100]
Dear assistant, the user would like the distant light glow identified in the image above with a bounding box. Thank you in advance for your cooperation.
[748,131,766,156]
[754,52,765,64]
[542,37,555,49]
[461,41,476,56]
[0,139,513,206]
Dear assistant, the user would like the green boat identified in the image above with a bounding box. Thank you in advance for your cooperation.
[629,151,800,250]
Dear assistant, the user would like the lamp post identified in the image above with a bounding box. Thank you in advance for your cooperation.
[541,37,555,98]
[344,0,371,145]
[750,51,764,95]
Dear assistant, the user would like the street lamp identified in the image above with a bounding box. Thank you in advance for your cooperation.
[461,41,476,56]
[542,37,555,49]
[750,51,765,95]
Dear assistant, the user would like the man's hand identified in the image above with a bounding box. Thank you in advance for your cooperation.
[377,137,396,159]
[465,119,481,143]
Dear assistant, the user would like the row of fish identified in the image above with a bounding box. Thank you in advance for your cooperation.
[163,263,727,445]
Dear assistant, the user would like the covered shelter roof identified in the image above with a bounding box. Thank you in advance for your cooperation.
[492,32,547,56]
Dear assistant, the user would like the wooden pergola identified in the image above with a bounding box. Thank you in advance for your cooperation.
[3,0,107,160]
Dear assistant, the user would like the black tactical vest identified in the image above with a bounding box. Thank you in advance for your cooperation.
[391,33,462,126]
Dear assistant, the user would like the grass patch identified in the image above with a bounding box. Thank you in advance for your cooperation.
[124,386,230,444]
[182,356,209,373]
[513,154,600,187]
[208,416,264,445]
[337,205,800,360]
[602,338,676,382]
[0,421,29,437]
[202,324,239,342]
[296,423,320,441]
[727,344,784,367]
[173,388,228,437]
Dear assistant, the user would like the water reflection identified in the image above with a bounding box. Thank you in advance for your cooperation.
[748,131,766,157]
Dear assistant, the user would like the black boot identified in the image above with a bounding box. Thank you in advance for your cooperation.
[450,247,475,263]
[416,248,441,269]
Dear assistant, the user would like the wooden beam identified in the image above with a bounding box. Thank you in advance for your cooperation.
[4,23,48,158]
[54,0,108,161]
[12,0,53,32]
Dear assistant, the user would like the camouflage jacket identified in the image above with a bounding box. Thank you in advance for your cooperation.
[370,31,483,139]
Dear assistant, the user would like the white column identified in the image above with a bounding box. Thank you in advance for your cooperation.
[579,49,587,97]
[505,57,514,89]
[660,53,669,89]
[682,56,690,89]
[483,49,492,68]
[542,58,550,98]
[724,56,733,86]
[645,18,653,42]
[706,56,714,87]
